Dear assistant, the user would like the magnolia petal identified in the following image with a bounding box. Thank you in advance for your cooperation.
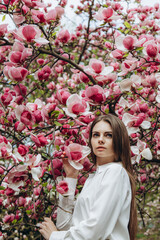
[131,154,141,164]
[34,154,41,166]
[34,38,49,45]
[8,181,24,191]
[140,121,151,129]
[31,167,42,181]
[13,150,25,161]
[119,79,132,92]
[141,148,152,160]
[100,66,114,75]
[63,107,77,118]
[82,145,91,158]
[15,105,25,120]
[156,93,160,103]
[69,160,83,170]
[122,113,135,125]
[115,35,126,51]
[131,146,139,155]
[119,97,129,108]
[127,126,139,135]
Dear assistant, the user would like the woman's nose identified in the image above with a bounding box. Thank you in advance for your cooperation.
[98,135,104,143]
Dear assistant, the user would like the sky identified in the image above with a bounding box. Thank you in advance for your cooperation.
[0,0,159,30]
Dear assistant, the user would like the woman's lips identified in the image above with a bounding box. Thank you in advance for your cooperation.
[97,147,106,150]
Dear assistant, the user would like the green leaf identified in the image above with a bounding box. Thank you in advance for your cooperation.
[55,145,60,151]
[96,111,101,116]
[103,4,109,7]
[12,219,17,224]
[135,47,144,51]
[26,210,32,214]
[68,121,74,126]
[19,161,24,165]
[124,21,131,29]
[2,15,6,21]
[42,182,48,187]
[123,53,129,58]
[124,29,130,34]
[0,186,5,190]
[54,121,62,126]
[105,109,109,114]
[51,110,60,117]
[27,75,35,81]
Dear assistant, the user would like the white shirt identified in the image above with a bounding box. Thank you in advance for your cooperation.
[49,162,131,240]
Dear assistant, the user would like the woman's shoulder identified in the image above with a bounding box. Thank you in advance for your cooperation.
[99,162,130,183]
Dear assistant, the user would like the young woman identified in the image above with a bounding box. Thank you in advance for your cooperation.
[39,114,137,240]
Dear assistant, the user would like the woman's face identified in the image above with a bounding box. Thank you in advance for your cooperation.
[91,120,115,165]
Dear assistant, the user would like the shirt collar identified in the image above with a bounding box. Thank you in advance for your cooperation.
[96,162,122,174]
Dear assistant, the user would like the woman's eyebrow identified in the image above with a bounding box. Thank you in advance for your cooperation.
[92,131,112,133]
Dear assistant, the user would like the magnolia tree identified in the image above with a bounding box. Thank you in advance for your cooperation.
[0,0,160,238]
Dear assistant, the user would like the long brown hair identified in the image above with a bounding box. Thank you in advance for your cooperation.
[89,114,137,240]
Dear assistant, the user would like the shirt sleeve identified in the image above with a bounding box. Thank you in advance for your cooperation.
[50,165,130,240]
[56,177,77,231]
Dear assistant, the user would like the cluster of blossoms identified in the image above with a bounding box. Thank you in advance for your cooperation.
[0,0,160,238]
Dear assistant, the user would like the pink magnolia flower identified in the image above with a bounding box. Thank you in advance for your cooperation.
[122,113,151,135]
[56,89,71,105]
[57,29,70,43]
[119,75,141,92]
[94,7,120,21]
[31,134,48,148]
[25,154,42,181]
[7,165,28,191]
[1,92,13,106]
[13,25,48,45]
[13,14,25,25]
[3,214,15,223]
[87,59,113,77]
[14,84,27,96]
[115,35,143,51]
[78,113,95,124]
[14,121,26,132]
[0,24,8,37]
[56,180,69,195]
[4,66,29,82]
[143,41,159,58]
[55,65,63,73]
[15,105,34,126]
[79,72,90,83]
[110,49,124,59]
[64,143,91,169]
[16,196,26,207]
[0,167,4,174]
[45,6,64,22]
[89,58,105,74]
[9,51,22,64]
[37,58,45,65]
[18,144,29,156]
[31,9,45,23]
[131,139,152,163]
[85,85,106,104]
[0,140,12,158]
[37,65,51,81]
[64,94,90,118]
[119,57,137,76]
[22,0,45,8]
[52,159,63,177]
[140,174,147,183]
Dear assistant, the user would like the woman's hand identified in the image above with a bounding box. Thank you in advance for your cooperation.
[39,217,57,240]
[62,151,79,179]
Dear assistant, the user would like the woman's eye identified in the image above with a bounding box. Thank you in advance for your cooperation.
[105,133,112,138]
[108,134,112,138]
[92,133,99,137]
